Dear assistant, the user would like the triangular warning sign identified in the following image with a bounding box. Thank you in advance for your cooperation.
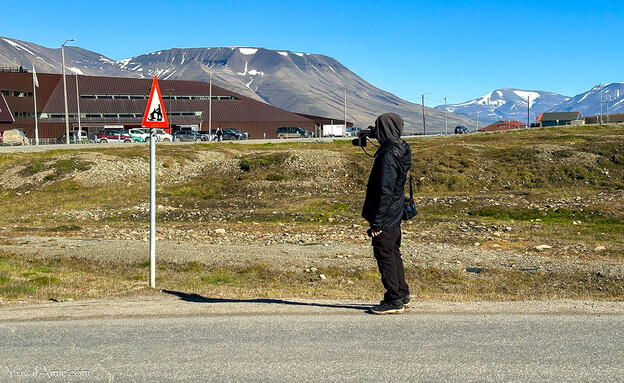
[142,76,169,128]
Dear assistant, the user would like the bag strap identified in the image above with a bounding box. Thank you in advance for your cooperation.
[408,171,413,200]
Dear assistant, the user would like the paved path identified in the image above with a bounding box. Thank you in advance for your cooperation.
[1,296,623,382]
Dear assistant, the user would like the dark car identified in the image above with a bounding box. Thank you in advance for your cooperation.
[277,126,313,139]
[222,128,248,140]
[196,131,212,141]
[173,130,206,142]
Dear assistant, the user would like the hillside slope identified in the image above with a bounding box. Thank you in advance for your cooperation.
[0,37,474,133]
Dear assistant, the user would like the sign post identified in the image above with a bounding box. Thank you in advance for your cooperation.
[142,76,169,288]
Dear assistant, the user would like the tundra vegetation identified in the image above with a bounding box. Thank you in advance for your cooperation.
[0,124,622,303]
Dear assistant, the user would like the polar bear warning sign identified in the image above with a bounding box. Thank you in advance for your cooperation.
[142,76,169,128]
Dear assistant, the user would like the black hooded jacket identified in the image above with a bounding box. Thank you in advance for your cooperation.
[362,113,412,231]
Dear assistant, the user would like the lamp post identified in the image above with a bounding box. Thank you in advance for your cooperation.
[61,39,75,144]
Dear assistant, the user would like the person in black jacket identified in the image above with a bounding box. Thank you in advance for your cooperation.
[361,113,412,314]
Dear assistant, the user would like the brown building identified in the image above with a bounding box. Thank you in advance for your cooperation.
[0,70,315,140]
[584,113,624,124]
[477,120,524,132]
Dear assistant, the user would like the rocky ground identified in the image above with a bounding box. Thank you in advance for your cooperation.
[0,136,622,307]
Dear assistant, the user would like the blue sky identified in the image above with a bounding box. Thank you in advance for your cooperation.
[3,0,623,106]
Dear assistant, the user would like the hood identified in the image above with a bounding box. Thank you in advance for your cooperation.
[371,113,404,144]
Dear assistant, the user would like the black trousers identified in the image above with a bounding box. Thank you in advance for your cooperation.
[372,225,410,301]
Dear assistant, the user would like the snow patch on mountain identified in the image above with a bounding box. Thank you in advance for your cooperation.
[239,48,258,55]
[67,67,84,75]
[2,38,36,56]
[436,88,569,124]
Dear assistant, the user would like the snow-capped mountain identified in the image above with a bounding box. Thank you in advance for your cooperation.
[0,36,475,133]
[435,88,569,125]
[551,83,624,116]
[0,37,132,77]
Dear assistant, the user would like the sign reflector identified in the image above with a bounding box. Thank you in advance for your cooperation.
[142,76,169,128]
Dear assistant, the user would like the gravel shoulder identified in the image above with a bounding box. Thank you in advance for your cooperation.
[1,290,623,322]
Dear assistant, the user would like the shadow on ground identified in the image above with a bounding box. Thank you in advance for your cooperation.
[162,290,371,312]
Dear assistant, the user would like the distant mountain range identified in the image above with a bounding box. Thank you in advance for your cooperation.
[0,36,475,134]
[551,83,624,116]
[435,89,569,125]
[437,84,624,125]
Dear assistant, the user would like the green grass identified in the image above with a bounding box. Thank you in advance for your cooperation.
[1,252,621,303]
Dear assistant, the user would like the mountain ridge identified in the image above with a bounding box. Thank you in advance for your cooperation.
[0,37,474,133]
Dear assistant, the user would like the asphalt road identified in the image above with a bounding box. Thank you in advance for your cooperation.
[1,312,622,382]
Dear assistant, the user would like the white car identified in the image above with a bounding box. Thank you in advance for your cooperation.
[128,128,173,142]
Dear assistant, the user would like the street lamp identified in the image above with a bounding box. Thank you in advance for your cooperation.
[61,38,75,144]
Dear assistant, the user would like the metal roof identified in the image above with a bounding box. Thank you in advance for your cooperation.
[537,112,582,122]
[41,74,313,123]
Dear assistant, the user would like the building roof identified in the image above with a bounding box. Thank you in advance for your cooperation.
[0,93,13,123]
[40,75,313,124]
[294,113,352,127]
[478,120,524,132]
[537,112,582,122]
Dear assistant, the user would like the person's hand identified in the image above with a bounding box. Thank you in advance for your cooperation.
[370,230,383,237]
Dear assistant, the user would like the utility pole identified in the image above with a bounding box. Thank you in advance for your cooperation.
[421,93,429,135]
[166,88,175,132]
[444,97,448,136]
[61,38,75,144]
[599,84,603,124]
[344,86,347,135]
[209,72,212,139]
[75,72,81,141]
[527,95,530,129]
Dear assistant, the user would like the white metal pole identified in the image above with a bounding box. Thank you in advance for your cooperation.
[209,72,212,140]
[149,129,156,288]
[344,86,347,135]
[76,72,82,141]
[61,38,74,144]
[33,68,39,145]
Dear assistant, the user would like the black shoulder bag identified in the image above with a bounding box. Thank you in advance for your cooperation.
[402,172,418,220]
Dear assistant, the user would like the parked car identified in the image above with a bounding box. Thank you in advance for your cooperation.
[173,130,205,142]
[57,130,89,144]
[196,131,213,141]
[345,127,362,137]
[1,129,29,146]
[277,126,313,139]
[222,128,248,140]
[96,129,142,143]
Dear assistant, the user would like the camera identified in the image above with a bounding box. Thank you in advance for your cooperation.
[351,128,373,147]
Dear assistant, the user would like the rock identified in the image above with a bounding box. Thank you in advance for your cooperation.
[594,246,606,252]
[319,274,327,280]
[534,244,552,252]
[215,228,226,234]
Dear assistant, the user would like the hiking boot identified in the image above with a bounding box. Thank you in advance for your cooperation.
[402,295,412,310]
[370,299,405,315]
